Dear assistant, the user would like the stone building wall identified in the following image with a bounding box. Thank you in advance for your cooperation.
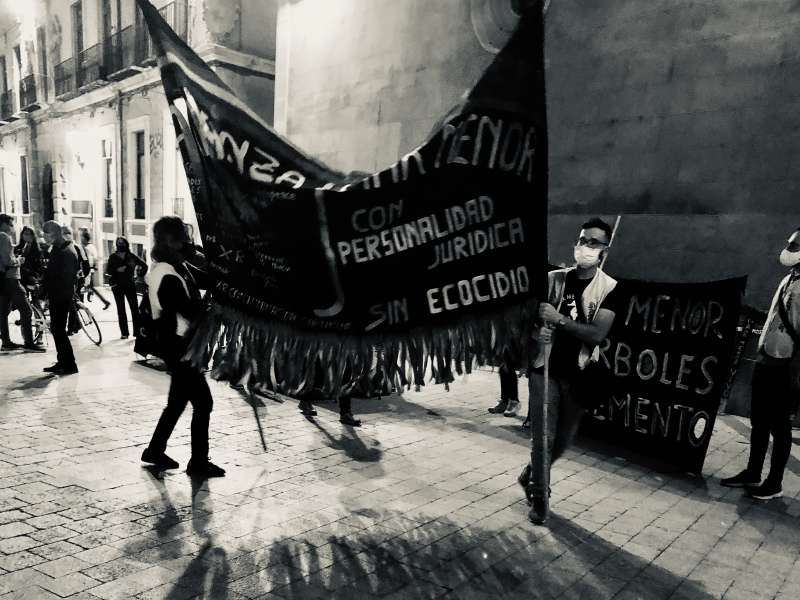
[275,0,800,308]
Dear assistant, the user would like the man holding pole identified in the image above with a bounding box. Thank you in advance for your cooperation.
[521,218,621,524]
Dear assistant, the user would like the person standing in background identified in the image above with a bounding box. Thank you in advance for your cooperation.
[721,227,800,500]
[106,236,147,339]
[41,221,80,374]
[0,215,44,352]
[62,226,89,335]
[80,230,110,310]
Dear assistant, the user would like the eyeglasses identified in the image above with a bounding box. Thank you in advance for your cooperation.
[576,236,609,250]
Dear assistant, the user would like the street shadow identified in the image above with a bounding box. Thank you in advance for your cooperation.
[6,374,55,391]
[215,509,715,599]
[309,418,384,465]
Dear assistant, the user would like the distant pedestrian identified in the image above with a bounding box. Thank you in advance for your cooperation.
[488,353,520,417]
[15,226,45,288]
[106,236,147,339]
[41,221,80,374]
[520,218,621,524]
[62,226,89,335]
[0,215,44,352]
[80,231,110,310]
[721,227,800,500]
[141,216,225,478]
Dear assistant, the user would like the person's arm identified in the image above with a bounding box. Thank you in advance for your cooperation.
[157,274,203,321]
[0,234,19,269]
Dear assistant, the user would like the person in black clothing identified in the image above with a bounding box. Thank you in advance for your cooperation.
[488,353,520,417]
[41,221,80,375]
[63,226,89,335]
[106,236,147,339]
[140,216,225,478]
[15,226,45,288]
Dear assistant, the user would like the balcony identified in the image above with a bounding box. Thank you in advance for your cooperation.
[76,44,107,90]
[107,0,188,80]
[54,58,76,97]
[19,75,39,111]
[0,90,16,123]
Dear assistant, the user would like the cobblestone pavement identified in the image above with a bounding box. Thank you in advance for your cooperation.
[1,302,799,599]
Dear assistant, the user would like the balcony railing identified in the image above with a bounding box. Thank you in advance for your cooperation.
[76,44,106,89]
[54,58,76,97]
[19,75,37,110]
[0,90,15,120]
[52,1,189,99]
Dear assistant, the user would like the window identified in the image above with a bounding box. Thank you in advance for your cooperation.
[0,167,4,213]
[102,139,113,218]
[0,56,7,93]
[20,155,29,214]
[133,243,146,261]
[105,239,114,257]
[37,26,48,102]
[134,130,145,219]
[12,45,21,110]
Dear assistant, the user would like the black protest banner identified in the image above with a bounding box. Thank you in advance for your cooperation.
[136,0,548,395]
[582,277,746,474]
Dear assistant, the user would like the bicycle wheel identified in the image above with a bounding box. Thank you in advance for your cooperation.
[30,304,49,347]
[75,301,102,346]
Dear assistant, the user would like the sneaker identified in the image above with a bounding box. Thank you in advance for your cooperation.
[121,335,129,340]
[187,459,226,478]
[340,412,362,427]
[720,470,761,488]
[56,364,79,375]
[1,341,21,351]
[488,399,508,414]
[529,496,548,525]
[23,344,46,353]
[43,363,62,373]
[141,448,179,470]
[503,400,521,417]
[747,482,783,501]
[522,416,530,429]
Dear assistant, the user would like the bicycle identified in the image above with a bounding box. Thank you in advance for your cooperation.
[71,293,103,346]
[8,285,49,348]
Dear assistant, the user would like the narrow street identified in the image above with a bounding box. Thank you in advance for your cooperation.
[0,301,798,599]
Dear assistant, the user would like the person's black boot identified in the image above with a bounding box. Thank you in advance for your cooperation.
[488,399,508,414]
[299,399,317,416]
[340,412,362,427]
[141,448,179,469]
[187,459,226,478]
[720,470,761,488]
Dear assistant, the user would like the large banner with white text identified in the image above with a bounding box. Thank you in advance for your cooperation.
[136,0,549,394]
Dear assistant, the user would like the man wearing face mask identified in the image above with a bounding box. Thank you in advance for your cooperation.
[721,228,800,500]
[519,218,621,524]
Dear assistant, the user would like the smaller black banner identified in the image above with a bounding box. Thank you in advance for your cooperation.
[582,277,746,474]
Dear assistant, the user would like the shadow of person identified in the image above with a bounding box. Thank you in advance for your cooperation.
[8,374,55,391]
[224,509,716,599]
[309,417,383,464]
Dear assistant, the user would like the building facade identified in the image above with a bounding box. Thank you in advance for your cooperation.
[274,0,800,309]
[0,0,276,268]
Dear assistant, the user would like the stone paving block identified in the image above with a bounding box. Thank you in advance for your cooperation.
[39,571,101,597]
[0,537,40,555]
[88,565,177,600]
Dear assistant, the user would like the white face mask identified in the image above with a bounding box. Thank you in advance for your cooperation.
[779,248,800,267]
[574,245,603,269]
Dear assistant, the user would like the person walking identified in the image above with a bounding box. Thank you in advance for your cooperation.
[15,226,45,312]
[62,226,89,335]
[41,221,80,374]
[520,218,622,524]
[488,353,520,416]
[721,228,800,500]
[141,216,225,478]
[106,236,147,339]
[80,230,110,310]
[0,215,44,352]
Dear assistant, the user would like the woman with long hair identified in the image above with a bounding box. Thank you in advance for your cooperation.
[140,216,224,478]
[106,236,147,339]
[14,226,44,288]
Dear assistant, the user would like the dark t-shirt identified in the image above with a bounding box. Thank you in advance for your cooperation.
[549,270,621,376]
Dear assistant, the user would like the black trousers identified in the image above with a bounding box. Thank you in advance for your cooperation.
[746,362,794,487]
[112,285,139,337]
[499,363,519,401]
[49,298,76,368]
[0,279,33,345]
[148,361,213,462]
